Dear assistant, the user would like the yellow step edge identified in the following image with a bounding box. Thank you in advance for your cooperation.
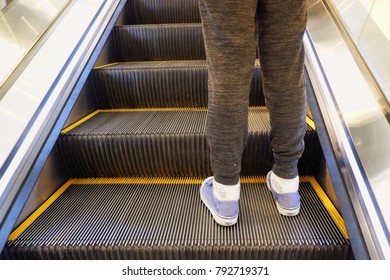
[8,176,346,242]
[301,176,348,239]
[69,176,273,185]
[306,116,316,130]
[71,177,206,185]
[93,60,208,69]
[99,107,209,112]
[61,110,100,134]
[93,62,120,69]
[8,180,74,241]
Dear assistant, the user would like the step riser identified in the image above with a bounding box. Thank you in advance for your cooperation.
[57,131,321,178]
[2,245,349,260]
[91,64,264,108]
[127,0,201,24]
[113,25,205,61]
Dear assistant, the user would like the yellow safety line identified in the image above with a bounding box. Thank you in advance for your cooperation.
[301,176,349,239]
[71,177,205,185]
[98,107,208,113]
[61,111,101,134]
[8,180,75,241]
[93,62,120,69]
[69,176,270,185]
[249,106,267,110]
[240,176,266,184]
[306,116,316,130]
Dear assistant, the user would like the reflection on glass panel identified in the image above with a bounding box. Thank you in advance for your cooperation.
[326,0,390,254]
[1,1,15,11]
[0,0,69,88]
[331,0,390,102]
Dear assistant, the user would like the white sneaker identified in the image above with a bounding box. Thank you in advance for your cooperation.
[199,177,240,226]
[266,171,300,216]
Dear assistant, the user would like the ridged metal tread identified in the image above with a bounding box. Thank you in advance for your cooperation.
[91,61,264,108]
[2,178,351,260]
[57,108,322,178]
[127,0,201,24]
[112,24,205,62]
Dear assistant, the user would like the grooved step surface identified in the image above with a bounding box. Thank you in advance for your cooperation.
[127,0,201,24]
[91,61,264,108]
[113,24,205,61]
[57,108,322,178]
[2,178,351,260]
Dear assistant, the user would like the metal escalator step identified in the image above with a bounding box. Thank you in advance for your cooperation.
[91,61,264,108]
[112,24,205,61]
[57,108,322,178]
[2,177,351,260]
[127,0,201,24]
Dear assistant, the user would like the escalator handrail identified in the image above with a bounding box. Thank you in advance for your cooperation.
[305,0,390,259]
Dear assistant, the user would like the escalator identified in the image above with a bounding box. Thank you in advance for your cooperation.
[0,0,352,259]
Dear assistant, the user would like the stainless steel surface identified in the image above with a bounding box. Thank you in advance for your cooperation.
[306,0,390,259]
[15,150,67,227]
[0,1,14,11]
[0,0,69,87]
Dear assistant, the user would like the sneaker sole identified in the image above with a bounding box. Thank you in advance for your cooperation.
[200,180,238,226]
[266,172,300,217]
[275,202,300,216]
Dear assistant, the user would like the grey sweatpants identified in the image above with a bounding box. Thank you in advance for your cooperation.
[199,0,308,185]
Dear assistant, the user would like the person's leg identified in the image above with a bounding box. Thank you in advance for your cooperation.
[257,0,308,215]
[199,0,258,225]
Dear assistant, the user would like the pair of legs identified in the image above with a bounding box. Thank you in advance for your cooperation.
[199,0,308,225]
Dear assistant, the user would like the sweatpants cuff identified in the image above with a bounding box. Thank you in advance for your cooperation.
[272,163,299,180]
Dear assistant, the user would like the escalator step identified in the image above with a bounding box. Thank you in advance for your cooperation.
[91,61,264,108]
[112,24,205,61]
[57,108,322,178]
[127,0,201,24]
[2,177,351,260]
